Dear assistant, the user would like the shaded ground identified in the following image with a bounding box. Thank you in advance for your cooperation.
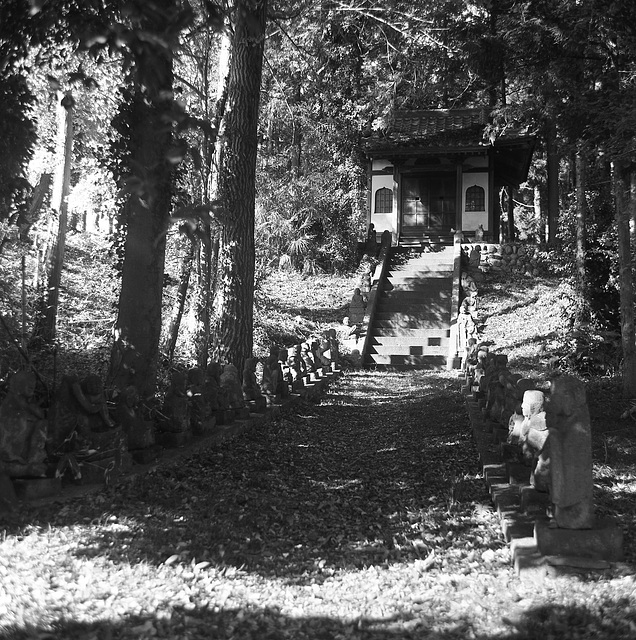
[2,369,636,640]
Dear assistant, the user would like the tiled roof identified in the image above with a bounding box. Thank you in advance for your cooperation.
[364,108,491,153]
[390,108,488,138]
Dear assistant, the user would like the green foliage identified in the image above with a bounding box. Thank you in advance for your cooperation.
[256,157,364,277]
[0,74,37,221]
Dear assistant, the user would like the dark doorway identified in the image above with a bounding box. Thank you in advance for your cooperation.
[401,173,456,238]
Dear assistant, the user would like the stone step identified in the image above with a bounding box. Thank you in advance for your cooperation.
[372,316,449,329]
[374,306,452,317]
[385,272,452,281]
[371,326,450,342]
[369,337,449,349]
[370,330,451,341]
[364,354,448,368]
[380,291,451,302]
[367,343,449,357]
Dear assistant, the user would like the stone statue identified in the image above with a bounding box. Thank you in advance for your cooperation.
[243,357,266,411]
[78,375,116,433]
[457,302,478,370]
[317,335,331,368]
[49,374,115,454]
[263,346,287,401]
[365,223,377,257]
[301,341,317,373]
[327,328,340,369]
[206,361,230,410]
[202,363,221,412]
[518,389,550,493]
[159,370,190,433]
[359,269,372,294]
[468,245,481,270]
[220,364,246,409]
[348,287,366,323]
[286,344,306,386]
[380,229,392,253]
[115,385,155,450]
[0,371,47,476]
[187,367,212,433]
[546,376,594,529]
[475,224,484,241]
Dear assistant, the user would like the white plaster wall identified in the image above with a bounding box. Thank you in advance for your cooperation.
[370,174,397,237]
[372,159,393,171]
[462,172,489,231]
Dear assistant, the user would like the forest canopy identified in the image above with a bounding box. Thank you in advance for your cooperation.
[1,0,636,395]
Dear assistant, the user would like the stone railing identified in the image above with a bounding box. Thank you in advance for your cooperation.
[343,230,392,366]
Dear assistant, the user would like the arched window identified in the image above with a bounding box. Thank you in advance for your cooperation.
[375,187,393,213]
[465,185,485,212]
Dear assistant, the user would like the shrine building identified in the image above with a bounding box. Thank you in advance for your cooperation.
[363,108,535,245]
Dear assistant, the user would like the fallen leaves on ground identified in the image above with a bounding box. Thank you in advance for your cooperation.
[1,370,635,639]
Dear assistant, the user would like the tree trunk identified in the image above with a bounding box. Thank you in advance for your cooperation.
[18,172,51,243]
[574,144,589,326]
[163,242,194,363]
[109,10,175,398]
[545,119,560,245]
[194,36,230,370]
[213,0,267,375]
[533,185,544,244]
[31,91,73,344]
[613,160,636,397]
[507,186,515,241]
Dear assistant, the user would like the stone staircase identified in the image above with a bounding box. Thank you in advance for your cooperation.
[364,246,455,369]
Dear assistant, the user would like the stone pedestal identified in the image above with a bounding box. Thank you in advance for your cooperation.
[156,430,192,449]
[193,417,216,436]
[13,477,62,500]
[520,486,550,515]
[215,409,234,426]
[131,445,161,465]
[535,518,624,562]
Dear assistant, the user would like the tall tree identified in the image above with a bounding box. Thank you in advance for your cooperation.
[213,0,267,373]
[31,90,74,344]
[108,0,193,397]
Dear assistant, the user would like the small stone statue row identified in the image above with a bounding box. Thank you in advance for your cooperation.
[261,330,341,402]
[464,346,594,531]
[0,371,126,479]
[0,330,341,478]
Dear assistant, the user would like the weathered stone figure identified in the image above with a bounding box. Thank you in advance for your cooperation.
[243,357,267,411]
[348,287,366,323]
[546,376,594,529]
[220,364,246,409]
[364,223,377,257]
[468,245,481,270]
[207,361,230,410]
[49,374,115,453]
[187,367,212,433]
[457,302,478,370]
[115,385,155,450]
[301,341,317,373]
[286,344,306,385]
[519,389,550,493]
[0,371,47,476]
[159,370,190,432]
[327,328,340,369]
[79,375,116,433]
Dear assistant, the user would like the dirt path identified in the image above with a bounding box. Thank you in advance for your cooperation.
[1,370,634,639]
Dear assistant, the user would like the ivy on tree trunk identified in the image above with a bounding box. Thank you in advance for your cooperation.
[213,0,267,375]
